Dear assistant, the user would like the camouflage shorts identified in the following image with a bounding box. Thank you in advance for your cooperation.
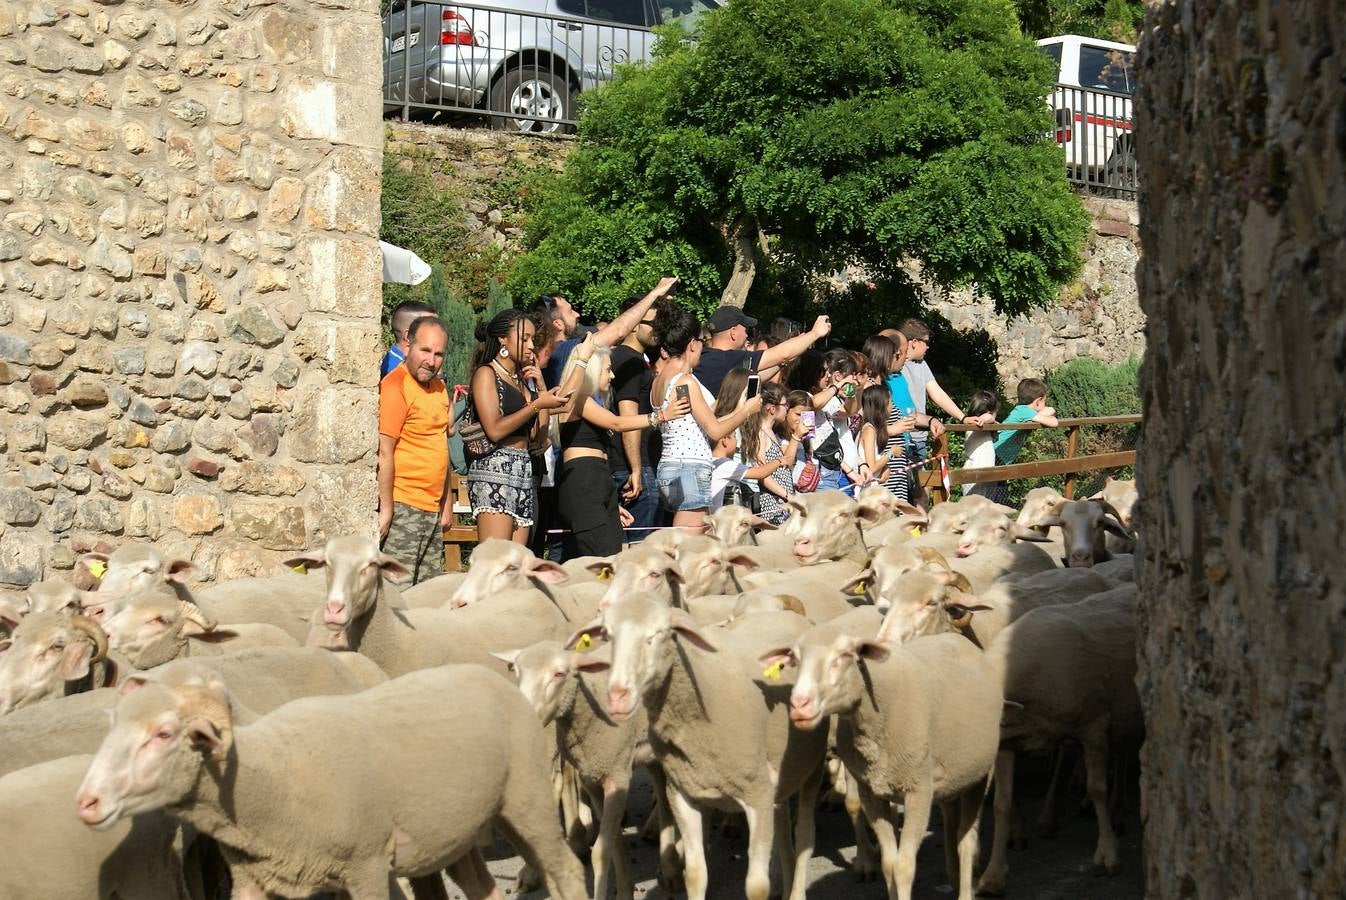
[380,502,443,585]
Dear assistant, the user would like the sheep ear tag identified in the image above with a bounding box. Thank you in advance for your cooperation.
[908,527,922,539]
[291,563,307,575]
[576,633,594,652]
[850,582,868,597]
[87,560,107,580]
[595,567,612,582]
[763,661,783,682]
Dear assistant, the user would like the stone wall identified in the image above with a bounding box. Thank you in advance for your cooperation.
[385,123,1143,388]
[1135,0,1345,896]
[0,0,384,591]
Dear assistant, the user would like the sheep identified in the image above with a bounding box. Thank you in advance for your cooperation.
[420,538,608,616]
[76,663,588,900]
[738,493,883,598]
[702,506,800,569]
[399,572,469,608]
[1093,553,1135,582]
[0,754,190,900]
[99,586,298,670]
[839,538,1034,606]
[24,578,92,615]
[570,599,829,900]
[978,583,1142,895]
[1091,476,1138,529]
[0,646,386,778]
[494,640,674,899]
[762,626,1002,900]
[666,535,761,599]
[1037,498,1135,567]
[875,566,1115,648]
[83,544,326,642]
[295,536,566,678]
[0,612,109,715]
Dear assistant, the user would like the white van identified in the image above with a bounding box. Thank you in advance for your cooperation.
[1037,35,1137,192]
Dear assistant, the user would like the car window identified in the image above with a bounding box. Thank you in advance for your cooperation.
[555,0,585,16]
[386,0,405,11]
[585,0,649,25]
[657,0,721,29]
[1039,41,1062,74]
[1078,44,1135,94]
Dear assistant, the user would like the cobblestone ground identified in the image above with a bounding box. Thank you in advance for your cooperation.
[437,752,1144,899]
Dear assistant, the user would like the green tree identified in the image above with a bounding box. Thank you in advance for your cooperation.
[510,0,1090,323]
[1012,0,1144,41]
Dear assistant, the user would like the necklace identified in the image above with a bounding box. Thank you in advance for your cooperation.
[491,359,528,396]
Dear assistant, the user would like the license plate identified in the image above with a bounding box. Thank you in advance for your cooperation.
[391,32,420,53]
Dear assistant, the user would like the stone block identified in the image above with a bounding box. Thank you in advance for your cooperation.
[133,245,167,276]
[76,497,123,534]
[306,237,381,317]
[48,413,107,450]
[307,466,376,541]
[220,460,305,495]
[260,11,314,64]
[0,535,42,586]
[0,487,41,525]
[305,148,379,237]
[225,304,284,347]
[320,19,382,81]
[265,176,303,222]
[11,417,45,451]
[289,385,376,464]
[173,494,223,534]
[237,413,281,457]
[232,500,307,550]
[124,493,162,538]
[0,333,32,364]
[187,457,220,478]
[151,420,191,453]
[281,76,381,149]
[67,379,109,407]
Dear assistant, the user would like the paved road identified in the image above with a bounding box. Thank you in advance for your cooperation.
[451,752,1144,899]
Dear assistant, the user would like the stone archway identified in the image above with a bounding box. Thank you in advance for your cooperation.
[0,0,384,585]
[1135,1,1345,895]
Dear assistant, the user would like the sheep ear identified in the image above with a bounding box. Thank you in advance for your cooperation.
[669,611,715,652]
[585,559,615,581]
[186,629,240,644]
[0,599,21,631]
[281,552,327,571]
[749,516,776,530]
[990,503,1018,516]
[1101,515,1133,540]
[119,674,152,695]
[839,569,873,598]
[574,656,611,674]
[854,640,890,663]
[526,559,569,584]
[564,620,606,651]
[894,501,924,518]
[726,553,759,571]
[375,554,411,580]
[60,641,95,680]
[489,649,520,671]
[854,503,881,523]
[186,718,227,763]
[165,560,195,583]
[1037,516,1063,528]
[757,647,797,669]
[1010,523,1053,543]
[79,553,110,578]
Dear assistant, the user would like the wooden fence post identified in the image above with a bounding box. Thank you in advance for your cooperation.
[1063,425,1081,499]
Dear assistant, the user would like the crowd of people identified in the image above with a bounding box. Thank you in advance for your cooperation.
[374,280,1058,582]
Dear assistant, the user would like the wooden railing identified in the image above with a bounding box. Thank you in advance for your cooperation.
[441,471,476,571]
[919,415,1141,504]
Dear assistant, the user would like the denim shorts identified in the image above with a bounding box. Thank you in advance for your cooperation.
[656,460,713,512]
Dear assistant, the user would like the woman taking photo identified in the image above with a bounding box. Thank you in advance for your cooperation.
[650,305,761,532]
[740,383,808,525]
[552,337,690,557]
[856,382,915,502]
[464,310,569,544]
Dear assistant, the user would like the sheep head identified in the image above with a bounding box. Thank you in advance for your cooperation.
[955,510,1053,557]
[787,492,880,566]
[285,536,409,649]
[874,570,988,644]
[761,625,889,732]
[0,612,108,715]
[449,539,567,608]
[492,640,610,727]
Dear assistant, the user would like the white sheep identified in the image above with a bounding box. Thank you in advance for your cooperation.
[99,586,297,669]
[76,664,588,900]
[0,612,109,715]
[0,754,190,900]
[978,582,1142,894]
[570,599,829,900]
[762,626,1002,900]
[1036,498,1135,567]
[0,646,386,778]
[494,640,677,899]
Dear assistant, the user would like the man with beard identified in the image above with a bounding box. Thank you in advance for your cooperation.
[607,293,665,539]
[377,316,452,583]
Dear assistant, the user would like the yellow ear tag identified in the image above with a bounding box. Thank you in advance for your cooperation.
[87,561,106,580]
[909,526,923,539]
[763,661,783,682]
[596,568,612,582]
[291,564,307,575]
[850,582,868,596]
[576,633,594,652]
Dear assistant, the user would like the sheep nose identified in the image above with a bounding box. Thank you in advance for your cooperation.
[794,538,813,552]
[1068,553,1093,568]
[956,543,973,557]
[324,602,347,623]
[607,686,631,717]
[76,793,102,825]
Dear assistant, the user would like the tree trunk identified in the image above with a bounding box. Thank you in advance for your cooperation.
[718,219,763,308]
[1135,2,1346,898]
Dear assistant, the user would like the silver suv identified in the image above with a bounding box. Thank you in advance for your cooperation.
[383,0,721,133]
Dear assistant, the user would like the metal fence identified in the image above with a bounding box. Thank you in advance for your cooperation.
[382,0,656,134]
[1048,83,1137,196]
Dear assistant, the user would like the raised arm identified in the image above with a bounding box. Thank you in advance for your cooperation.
[759,315,832,371]
[592,277,679,349]
[685,377,762,442]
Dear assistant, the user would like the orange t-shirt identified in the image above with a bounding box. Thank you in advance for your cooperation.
[378,365,451,512]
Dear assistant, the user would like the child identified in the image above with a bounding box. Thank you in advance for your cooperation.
[709,370,778,511]
[856,384,912,502]
[992,378,1060,487]
[959,389,1005,503]
[742,384,806,524]
[786,390,821,493]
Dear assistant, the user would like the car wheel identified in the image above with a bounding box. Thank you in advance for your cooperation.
[1104,148,1138,196]
[488,67,573,135]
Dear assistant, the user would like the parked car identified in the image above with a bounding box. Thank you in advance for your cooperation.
[1037,34,1136,192]
[383,0,721,133]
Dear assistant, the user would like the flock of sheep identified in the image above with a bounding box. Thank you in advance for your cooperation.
[0,477,1142,900]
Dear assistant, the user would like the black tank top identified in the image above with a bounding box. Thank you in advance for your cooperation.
[480,365,532,442]
[560,412,609,453]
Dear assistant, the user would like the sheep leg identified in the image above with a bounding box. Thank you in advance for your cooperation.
[976,750,1014,896]
[940,799,960,890]
[649,764,683,889]
[857,783,901,899]
[408,873,450,900]
[497,760,589,900]
[845,763,878,881]
[591,781,634,900]
[666,787,708,900]
[444,852,503,900]
[1083,735,1121,875]
[773,802,796,900]
[956,781,988,900]
[786,763,824,900]
[738,799,776,900]
[1037,747,1071,837]
[893,785,933,900]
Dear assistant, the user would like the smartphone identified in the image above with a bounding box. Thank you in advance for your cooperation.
[800,411,816,431]
[745,374,760,400]
[675,383,690,404]
[840,381,856,398]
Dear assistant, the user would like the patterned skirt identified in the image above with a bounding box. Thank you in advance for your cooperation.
[468,447,536,528]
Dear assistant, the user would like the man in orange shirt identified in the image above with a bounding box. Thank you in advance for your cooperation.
[378,317,452,583]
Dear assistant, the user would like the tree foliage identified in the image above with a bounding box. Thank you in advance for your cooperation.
[510,0,1090,323]
[1011,0,1144,42]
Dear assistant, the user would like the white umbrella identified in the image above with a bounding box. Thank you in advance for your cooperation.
[379,240,432,286]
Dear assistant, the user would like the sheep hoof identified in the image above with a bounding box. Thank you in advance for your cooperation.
[975,880,1006,897]
[516,863,543,893]
[851,857,878,882]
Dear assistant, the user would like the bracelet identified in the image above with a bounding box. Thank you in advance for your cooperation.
[574,359,589,370]
[647,410,659,429]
